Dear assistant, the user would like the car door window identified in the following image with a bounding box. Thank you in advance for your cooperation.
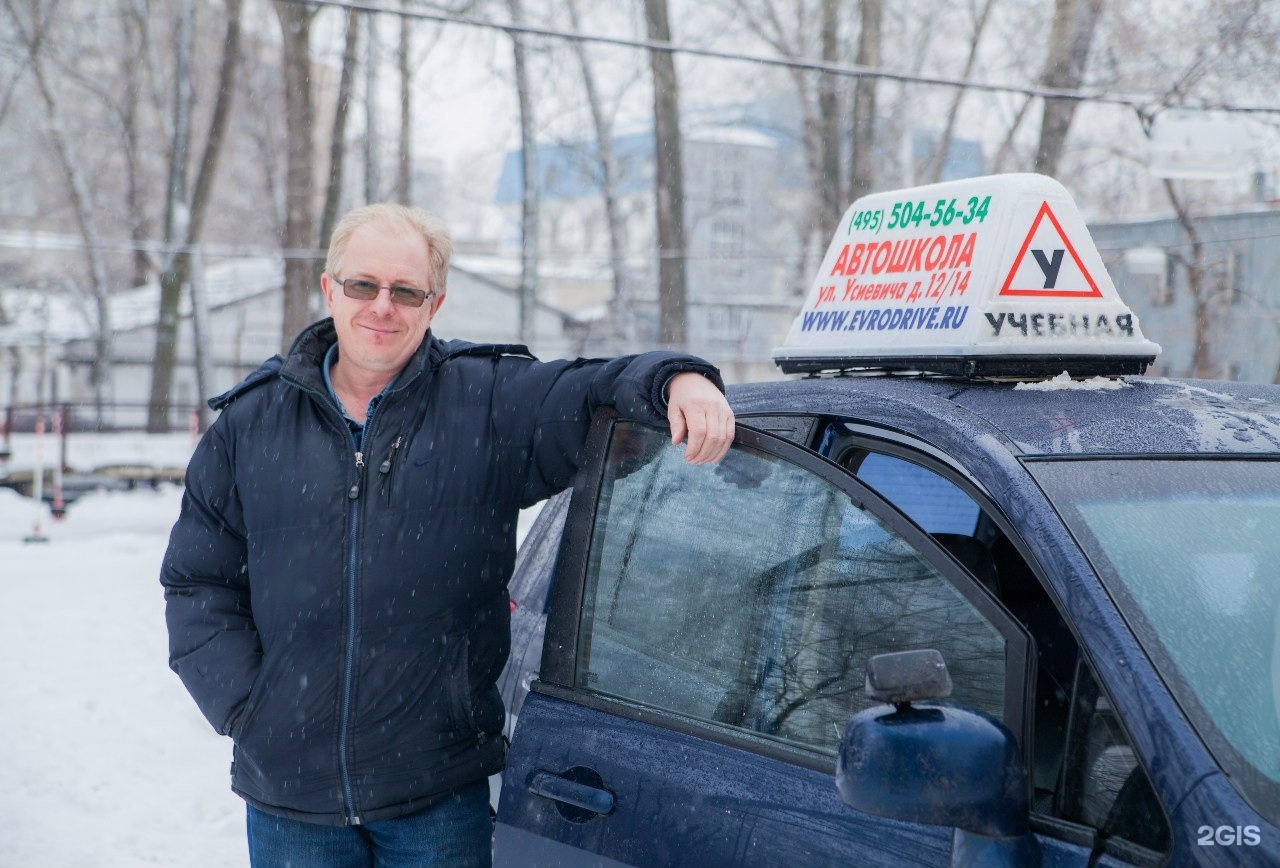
[572,421,1013,757]
[854,452,982,535]
[842,443,1169,859]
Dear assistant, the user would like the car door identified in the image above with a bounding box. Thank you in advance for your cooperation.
[495,414,1033,867]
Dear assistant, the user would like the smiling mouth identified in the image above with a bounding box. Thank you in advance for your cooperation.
[359,324,399,336]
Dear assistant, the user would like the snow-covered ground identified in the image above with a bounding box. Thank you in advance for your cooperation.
[0,478,543,868]
[1,484,245,868]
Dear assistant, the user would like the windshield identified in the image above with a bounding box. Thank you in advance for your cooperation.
[1031,459,1280,824]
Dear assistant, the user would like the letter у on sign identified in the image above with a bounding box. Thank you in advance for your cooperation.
[772,173,1161,378]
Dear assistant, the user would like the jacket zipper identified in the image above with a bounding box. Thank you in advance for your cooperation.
[287,375,401,826]
[340,446,366,825]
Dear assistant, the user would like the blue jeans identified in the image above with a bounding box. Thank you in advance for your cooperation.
[246,781,492,868]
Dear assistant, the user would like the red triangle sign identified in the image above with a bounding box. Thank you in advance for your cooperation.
[998,201,1103,298]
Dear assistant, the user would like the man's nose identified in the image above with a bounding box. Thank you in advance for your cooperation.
[367,285,398,314]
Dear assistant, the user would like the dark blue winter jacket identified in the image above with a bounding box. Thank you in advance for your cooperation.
[160,319,722,825]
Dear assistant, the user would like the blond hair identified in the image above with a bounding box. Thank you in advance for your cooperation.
[325,203,454,294]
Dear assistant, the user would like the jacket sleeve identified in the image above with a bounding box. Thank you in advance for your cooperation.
[159,419,259,736]
[492,350,724,506]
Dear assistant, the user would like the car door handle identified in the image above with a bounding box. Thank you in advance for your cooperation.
[528,771,615,816]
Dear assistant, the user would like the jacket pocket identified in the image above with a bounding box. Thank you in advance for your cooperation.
[230,669,268,740]
[445,631,506,740]
[445,632,475,734]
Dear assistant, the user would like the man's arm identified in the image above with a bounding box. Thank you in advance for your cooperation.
[159,423,260,736]
[490,351,733,506]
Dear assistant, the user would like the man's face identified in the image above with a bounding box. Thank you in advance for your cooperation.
[321,224,445,382]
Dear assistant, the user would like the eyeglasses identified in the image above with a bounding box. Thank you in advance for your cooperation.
[330,276,435,308]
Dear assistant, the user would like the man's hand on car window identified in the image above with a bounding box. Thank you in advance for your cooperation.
[666,372,734,464]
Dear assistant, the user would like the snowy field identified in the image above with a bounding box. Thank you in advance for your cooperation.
[0,477,542,868]
[1,484,245,868]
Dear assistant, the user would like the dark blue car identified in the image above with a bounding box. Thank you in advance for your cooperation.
[492,174,1280,865]
[494,374,1280,866]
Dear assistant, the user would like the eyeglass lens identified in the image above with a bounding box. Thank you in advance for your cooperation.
[340,279,429,308]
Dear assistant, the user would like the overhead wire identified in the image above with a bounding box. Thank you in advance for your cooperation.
[278,0,1280,117]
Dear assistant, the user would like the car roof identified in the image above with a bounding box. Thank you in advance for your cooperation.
[728,374,1280,458]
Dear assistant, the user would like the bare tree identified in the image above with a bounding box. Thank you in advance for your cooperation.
[1035,0,1104,176]
[147,0,244,431]
[565,0,632,348]
[397,0,412,205]
[817,0,842,228]
[317,9,362,287]
[924,0,997,183]
[848,0,882,203]
[1162,179,1214,378]
[506,0,539,345]
[148,0,195,431]
[364,10,381,202]
[722,0,847,293]
[274,0,319,348]
[119,2,156,289]
[644,0,687,350]
[5,0,114,422]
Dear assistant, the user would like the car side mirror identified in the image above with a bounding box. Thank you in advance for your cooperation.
[836,649,1039,867]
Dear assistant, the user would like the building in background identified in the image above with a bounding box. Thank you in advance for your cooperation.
[492,106,985,383]
[494,123,798,383]
[1092,205,1280,383]
[0,255,582,429]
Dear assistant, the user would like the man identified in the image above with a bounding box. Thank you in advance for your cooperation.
[161,203,734,866]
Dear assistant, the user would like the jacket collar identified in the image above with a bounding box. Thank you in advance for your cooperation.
[208,319,535,411]
[280,318,442,396]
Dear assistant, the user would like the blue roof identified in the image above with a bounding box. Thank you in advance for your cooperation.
[493,132,655,204]
[492,101,985,203]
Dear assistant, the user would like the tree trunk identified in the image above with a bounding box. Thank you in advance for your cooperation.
[120,7,151,289]
[566,0,630,349]
[148,0,195,432]
[507,0,539,346]
[397,0,412,205]
[149,0,243,430]
[849,0,882,203]
[818,0,842,228]
[1163,179,1213,378]
[1035,0,1104,176]
[274,1,318,348]
[644,0,687,350]
[364,12,381,202]
[189,248,214,431]
[317,9,361,287]
[188,0,244,252]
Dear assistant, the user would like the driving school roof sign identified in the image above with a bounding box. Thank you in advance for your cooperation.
[772,173,1161,377]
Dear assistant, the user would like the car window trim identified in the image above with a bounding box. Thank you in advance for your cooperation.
[831,420,992,495]
[1020,452,1280,462]
[541,409,1033,759]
